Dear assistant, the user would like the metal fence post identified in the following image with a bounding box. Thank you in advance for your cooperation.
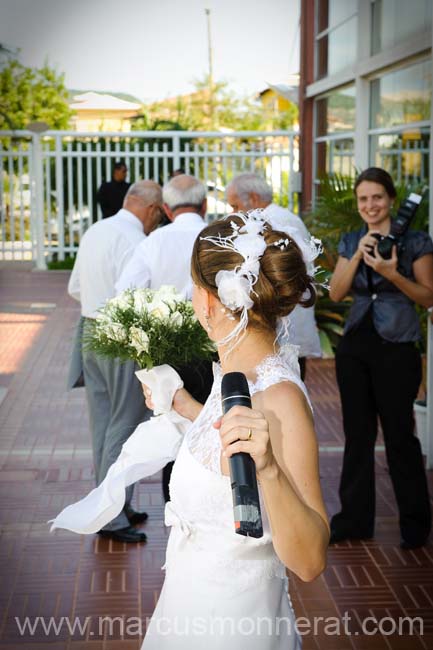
[30,132,47,270]
[55,134,65,260]
[172,133,180,170]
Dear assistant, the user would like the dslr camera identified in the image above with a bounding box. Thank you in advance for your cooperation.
[371,192,422,259]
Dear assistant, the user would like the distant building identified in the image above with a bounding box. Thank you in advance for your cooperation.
[259,76,299,113]
[69,92,142,132]
[299,0,432,211]
[258,77,299,131]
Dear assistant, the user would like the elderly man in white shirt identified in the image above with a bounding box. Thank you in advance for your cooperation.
[116,174,206,296]
[116,174,214,502]
[226,173,322,379]
[68,180,163,543]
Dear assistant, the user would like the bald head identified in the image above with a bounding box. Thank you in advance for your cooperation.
[226,173,273,212]
[123,180,163,234]
[162,174,207,220]
[124,180,162,207]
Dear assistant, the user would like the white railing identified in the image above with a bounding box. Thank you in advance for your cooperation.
[314,125,430,186]
[0,129,301,269]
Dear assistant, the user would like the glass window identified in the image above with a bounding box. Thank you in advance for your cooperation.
[316,17,357,79]
[370,128,430,184]
[318,0,357,33]
[328,0,357,27]
[370,60,431,129]
[371,0,432,55]
[316,86,356,136]
[316,138,355,176]
[316,0,357,79]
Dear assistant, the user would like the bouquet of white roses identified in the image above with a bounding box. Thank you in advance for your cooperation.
[50,286,214,536]
[85,285,215,370]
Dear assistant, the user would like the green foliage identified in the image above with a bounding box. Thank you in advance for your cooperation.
[313,270,352,358]
[270,104,298,130]
[272,171,300,212]
[304,173,430,356]
[134,75,285,132]
[84,288,216,370]
[47,255,76,270]
[303,173,359,272]
[0,58,72,130]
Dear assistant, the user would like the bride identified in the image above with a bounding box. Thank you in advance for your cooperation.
[140,211,330,648]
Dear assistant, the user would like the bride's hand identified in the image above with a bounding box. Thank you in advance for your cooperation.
[141,384,202,421]
[141,383,155,410]
[215,405,274,474]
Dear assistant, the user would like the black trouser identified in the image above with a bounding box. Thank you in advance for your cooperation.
[334,327,431,543]
[299,357,306,381]
[162,360,214,502]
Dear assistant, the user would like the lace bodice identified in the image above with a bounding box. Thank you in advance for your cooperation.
[186,344,311,473]
[166,344,311,595]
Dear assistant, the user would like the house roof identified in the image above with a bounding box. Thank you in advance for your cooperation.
[259,83,299,104]
[70,92,142,111]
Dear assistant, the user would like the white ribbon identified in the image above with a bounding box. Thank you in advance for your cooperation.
[164,501,193,537]
[49,365,190,534]
[135,364,182,415]
[161,502,195,570]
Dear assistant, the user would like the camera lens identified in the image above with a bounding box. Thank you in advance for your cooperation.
[377,237,394,259]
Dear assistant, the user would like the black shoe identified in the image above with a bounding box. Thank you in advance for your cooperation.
[400,537,428,550]
[329,527,373,545]
[124,505,148,526]
[97,526,147,543]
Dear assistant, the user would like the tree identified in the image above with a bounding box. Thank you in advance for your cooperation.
[0,59,72,130]
[133,75,278,132]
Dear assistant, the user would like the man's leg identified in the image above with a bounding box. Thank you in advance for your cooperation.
[82,347,111,486]
[98,358,150,531]
[298,357,306,381]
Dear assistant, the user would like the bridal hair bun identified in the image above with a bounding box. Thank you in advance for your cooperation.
[257,227,316,330]
[191,214,316,334]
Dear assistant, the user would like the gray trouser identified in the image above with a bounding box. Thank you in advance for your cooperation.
[82,339,149,531]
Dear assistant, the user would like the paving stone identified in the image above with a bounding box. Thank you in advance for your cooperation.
[0,265,432,650]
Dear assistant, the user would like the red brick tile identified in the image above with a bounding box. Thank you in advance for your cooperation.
[1,266,432,650]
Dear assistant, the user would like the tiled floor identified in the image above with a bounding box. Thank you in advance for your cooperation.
[0,262,432,649]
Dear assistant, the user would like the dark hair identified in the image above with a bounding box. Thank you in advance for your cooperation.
[354,167,397,199]
[170,167,185,178]
[113,160,127,171]
[191,216,316,333]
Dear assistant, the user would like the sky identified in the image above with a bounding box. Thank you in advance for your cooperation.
[0,0,300,103]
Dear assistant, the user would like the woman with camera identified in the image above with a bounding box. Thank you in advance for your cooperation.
[329,167,433,549]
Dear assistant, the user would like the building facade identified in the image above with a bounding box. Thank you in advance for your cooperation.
[299,0,432,211]
[69,92,142,132]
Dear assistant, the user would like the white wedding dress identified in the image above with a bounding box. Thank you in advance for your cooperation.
[142,347,308,649]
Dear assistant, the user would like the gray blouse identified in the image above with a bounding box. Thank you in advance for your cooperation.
[337,228,433,342]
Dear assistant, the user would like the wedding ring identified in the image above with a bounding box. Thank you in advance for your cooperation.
[247,428,253,441]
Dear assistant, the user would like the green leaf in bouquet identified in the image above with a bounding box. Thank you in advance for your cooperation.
[83,286,216,370]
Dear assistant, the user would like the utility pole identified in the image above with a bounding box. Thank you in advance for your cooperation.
[205,8,215,129]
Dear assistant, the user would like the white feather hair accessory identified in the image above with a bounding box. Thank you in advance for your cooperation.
[199,209,322,351]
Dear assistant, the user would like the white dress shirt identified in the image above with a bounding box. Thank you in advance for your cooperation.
[115,212,206,296]
[68,209,146,317]
[263,204,322,358]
